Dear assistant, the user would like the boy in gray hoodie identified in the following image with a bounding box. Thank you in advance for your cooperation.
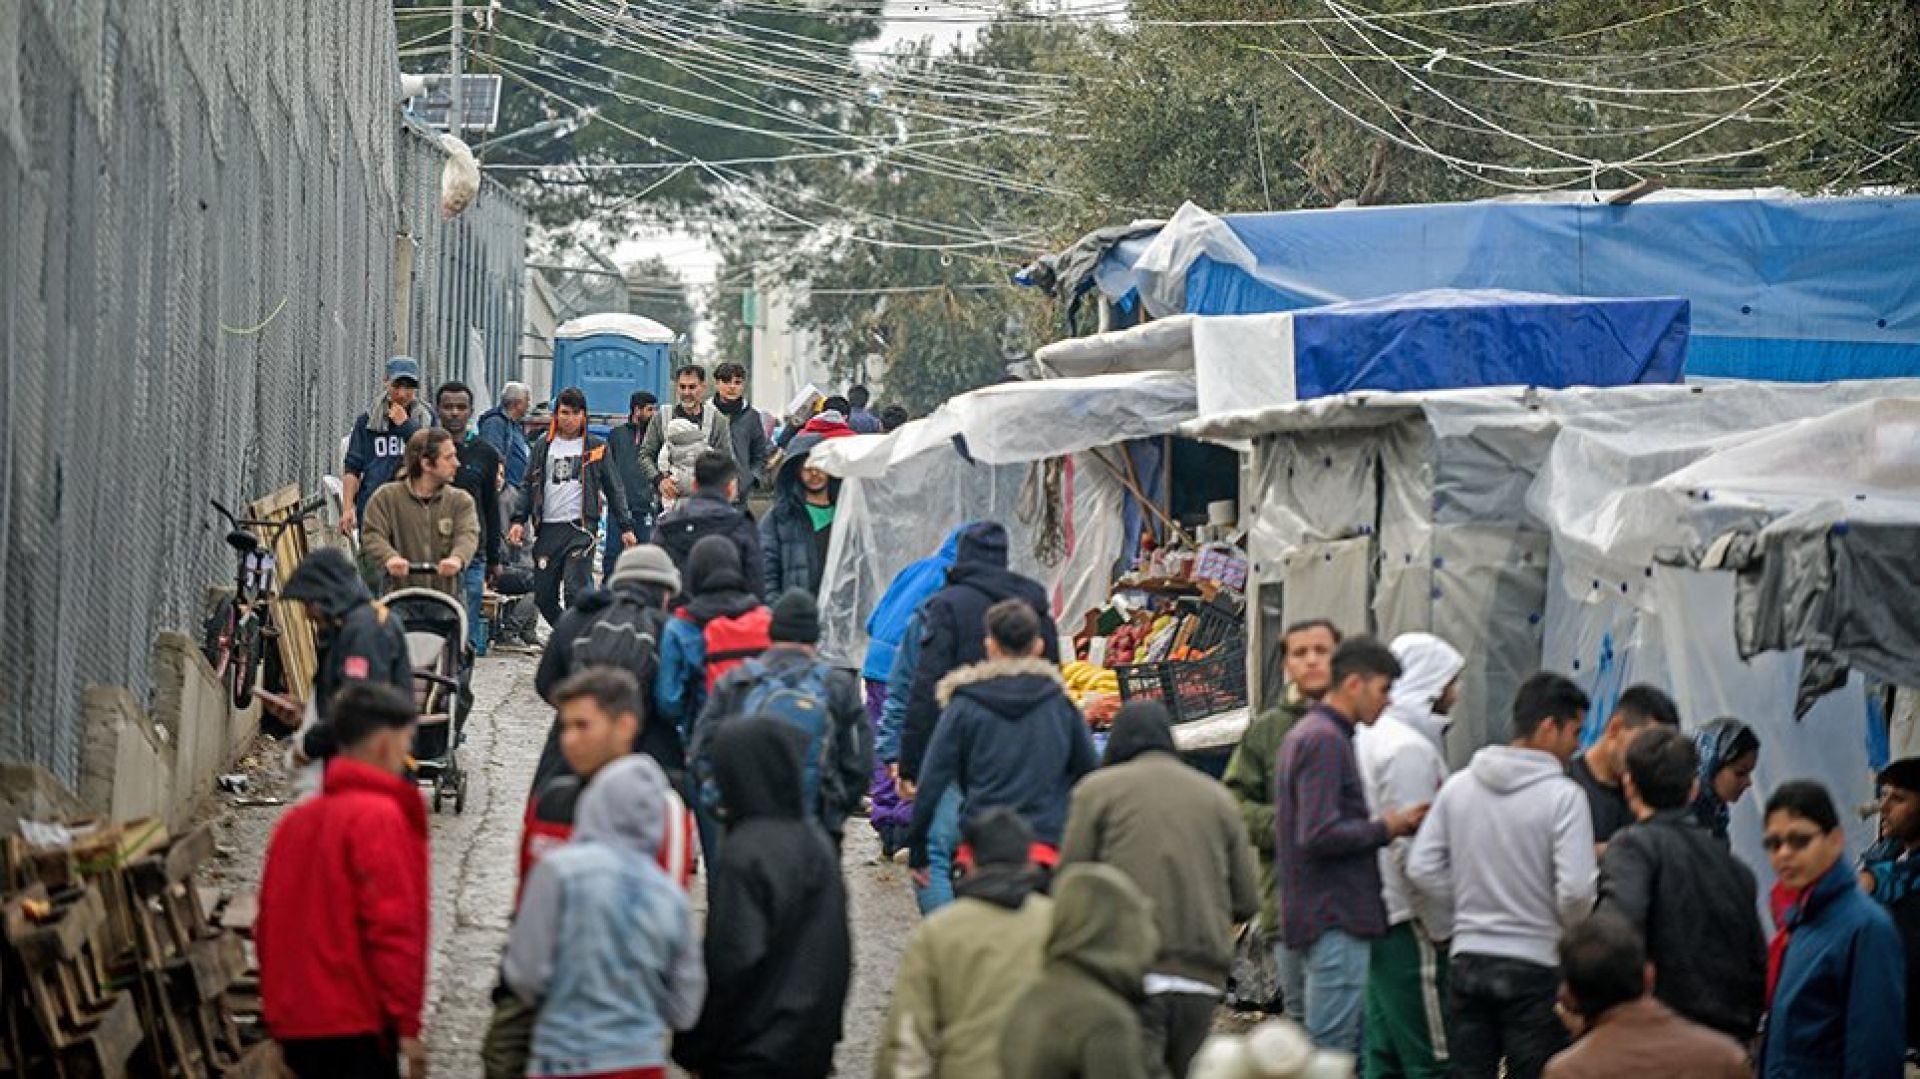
[1407,671,1596,1079]
[504,754,706,1079]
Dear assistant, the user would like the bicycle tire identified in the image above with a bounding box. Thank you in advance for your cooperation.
[230,613,262,711]
[202,599,236,679]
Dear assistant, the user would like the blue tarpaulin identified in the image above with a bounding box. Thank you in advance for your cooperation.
[1281,289,1688,399]
[1090,195,1920,383]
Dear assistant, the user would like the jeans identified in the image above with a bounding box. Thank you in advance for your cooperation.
[1303,928,1370,1056]
[913,787,963,915]
[1276,941,1307,1023]
[463,559,488,654]
[533,522,595,629]
[601,502,653,583]
[1446,953,1565,1079]
[278,1035,399,1079]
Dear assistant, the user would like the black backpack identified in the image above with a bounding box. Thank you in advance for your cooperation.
[569,592,664,692]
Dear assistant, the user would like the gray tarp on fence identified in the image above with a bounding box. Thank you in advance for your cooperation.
[0,2,404,785]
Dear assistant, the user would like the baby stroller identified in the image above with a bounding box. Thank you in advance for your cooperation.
[386,584,474,813]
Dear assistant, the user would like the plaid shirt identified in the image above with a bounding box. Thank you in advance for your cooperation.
[1274,703,1389,949]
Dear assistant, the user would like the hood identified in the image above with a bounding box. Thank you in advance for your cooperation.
[943,562,1045,611]
[573,754,672,858]
[1469,745,1571,794]
[773,432,842,503]
[283,548,373,619]
[1102,700,1176,766]
[710,719,807,823]
[687,535,749,596]
[1381,633,1465,749]
[367,395,433,435]
[937,657,1066,717]
[953,521,1011,569]
[801,414,856,439]
[1047,864,1159,999]
[323,757,427,835]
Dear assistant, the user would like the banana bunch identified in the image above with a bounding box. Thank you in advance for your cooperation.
[1061,660,1119,703]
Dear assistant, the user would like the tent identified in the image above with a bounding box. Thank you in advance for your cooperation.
[808,371,1198,670]
[1037,194,1920,383]
[1188,379,1920,877]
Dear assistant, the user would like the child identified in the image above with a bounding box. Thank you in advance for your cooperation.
[656,414,707,514]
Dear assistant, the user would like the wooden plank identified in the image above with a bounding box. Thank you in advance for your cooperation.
[130,826,216,894]
[246,485,321,702]
[5,884,106,966]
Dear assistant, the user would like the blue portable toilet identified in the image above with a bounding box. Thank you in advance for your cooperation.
[551,313,677,419]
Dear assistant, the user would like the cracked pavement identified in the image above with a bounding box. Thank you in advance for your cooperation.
[202,649,919,1076]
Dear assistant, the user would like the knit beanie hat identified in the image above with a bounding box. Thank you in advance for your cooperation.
[609,544,681,595]
[768,589,821,644]
[955,521,1010,568]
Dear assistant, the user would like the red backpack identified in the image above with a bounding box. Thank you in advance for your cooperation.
[688,606,772,691]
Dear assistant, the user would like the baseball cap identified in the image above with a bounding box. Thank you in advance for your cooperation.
[386,355,422,384]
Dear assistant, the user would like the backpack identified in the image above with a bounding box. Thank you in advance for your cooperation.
[658,509,739,568]
[697,607,771,691]
[694,658,834,820]
[570,592,663,693]
[738,660,835,815]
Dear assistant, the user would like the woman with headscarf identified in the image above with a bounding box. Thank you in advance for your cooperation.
[1690,718,1761,846]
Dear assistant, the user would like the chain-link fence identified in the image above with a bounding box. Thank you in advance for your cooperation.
[397,121,526,399]
[0,2,416,787]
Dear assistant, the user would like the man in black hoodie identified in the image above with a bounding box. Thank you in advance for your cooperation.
[652,450,765,593]
[279,547,414,763]
[676,720,851,1079]
[898,521,1060,784]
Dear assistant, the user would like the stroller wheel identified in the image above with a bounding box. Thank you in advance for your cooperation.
[432,779,446,814]
[455,774,469,815]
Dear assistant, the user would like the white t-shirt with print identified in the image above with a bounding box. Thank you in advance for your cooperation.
[543,437,586,524]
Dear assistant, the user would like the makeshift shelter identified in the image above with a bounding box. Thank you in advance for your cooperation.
[809,371,1198,671]
[1189,379,1920,873]
[1031,194,1920,382]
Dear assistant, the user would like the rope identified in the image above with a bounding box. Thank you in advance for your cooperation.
[218,294,290,336]
[1018,457,1068,567]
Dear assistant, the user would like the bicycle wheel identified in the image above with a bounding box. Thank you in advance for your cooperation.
[202,599,236,679]
[230,612,262,711]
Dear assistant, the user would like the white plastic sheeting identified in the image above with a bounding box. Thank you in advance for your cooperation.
[810,371,1197,478]
[1033,315,1195,378]
[810,371,1195,670]
[1095,202,1268,318]
[814,450,1127,669]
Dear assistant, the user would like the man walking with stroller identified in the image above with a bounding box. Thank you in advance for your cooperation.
[361,427,480,604]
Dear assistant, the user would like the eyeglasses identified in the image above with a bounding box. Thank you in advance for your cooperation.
[1761,831,1822,853]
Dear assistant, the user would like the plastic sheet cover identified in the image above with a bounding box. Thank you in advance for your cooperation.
[1084,194,1920,382]
[815,448,1126,669]
[809,371,1197,477]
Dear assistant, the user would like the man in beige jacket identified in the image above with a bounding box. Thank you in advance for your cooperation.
[362,427,479,604]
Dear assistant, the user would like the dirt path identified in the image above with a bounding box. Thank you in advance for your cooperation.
[200,650,918,1076]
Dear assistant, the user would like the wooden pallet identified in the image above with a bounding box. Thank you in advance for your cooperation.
[2,883,143,1077]
[245,485,321,704]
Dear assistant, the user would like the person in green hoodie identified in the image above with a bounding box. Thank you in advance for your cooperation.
[1219,618,1340,1016]
[999,864,1161,1079]
[876,809,1053,1079]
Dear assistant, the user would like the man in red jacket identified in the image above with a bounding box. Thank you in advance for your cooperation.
[256,681,429,1079]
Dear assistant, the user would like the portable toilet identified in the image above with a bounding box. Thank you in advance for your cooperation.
[551,313,677,418]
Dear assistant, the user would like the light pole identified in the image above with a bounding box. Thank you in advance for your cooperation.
[450,0,464,136]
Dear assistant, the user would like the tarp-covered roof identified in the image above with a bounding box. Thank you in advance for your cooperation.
[1078,194,1920,383]
[808,370,1197,478]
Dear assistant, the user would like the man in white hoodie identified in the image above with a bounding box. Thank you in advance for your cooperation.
[1354,633,1463,1079]
[1407,671,1595,1079]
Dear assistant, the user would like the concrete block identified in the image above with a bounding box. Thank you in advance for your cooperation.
[0,762,87,836]
[74,630,260,830]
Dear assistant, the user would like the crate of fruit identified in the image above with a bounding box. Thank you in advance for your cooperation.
[1113,643,1248,724]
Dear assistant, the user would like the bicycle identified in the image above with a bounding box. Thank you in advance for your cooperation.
[202,495,327,711]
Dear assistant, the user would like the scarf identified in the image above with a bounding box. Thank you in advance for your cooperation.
[714,395,749,418]
[1766,880,1804,1007]
[1691,718,1756,843]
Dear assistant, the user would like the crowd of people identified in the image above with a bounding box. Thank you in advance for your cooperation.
[250,353,1919,1079]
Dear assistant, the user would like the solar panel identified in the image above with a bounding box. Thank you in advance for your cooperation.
[404,75,502,134]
